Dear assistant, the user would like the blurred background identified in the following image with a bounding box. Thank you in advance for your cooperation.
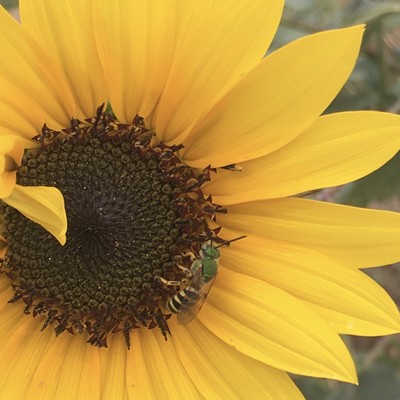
[2,0,400,398]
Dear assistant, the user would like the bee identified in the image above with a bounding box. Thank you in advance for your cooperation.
[158,236,246,325]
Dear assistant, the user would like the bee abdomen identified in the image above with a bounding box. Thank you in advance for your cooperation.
[167,286,199,314]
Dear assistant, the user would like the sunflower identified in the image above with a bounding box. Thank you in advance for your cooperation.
[1,0,400,398]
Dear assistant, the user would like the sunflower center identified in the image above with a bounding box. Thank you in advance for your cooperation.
[0,106,224,348]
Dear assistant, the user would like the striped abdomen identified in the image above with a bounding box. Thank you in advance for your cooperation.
[167,286,200,314]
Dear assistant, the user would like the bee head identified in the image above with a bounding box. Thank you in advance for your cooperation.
[201,244,220,259]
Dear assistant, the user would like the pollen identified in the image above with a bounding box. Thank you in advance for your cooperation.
[0,106,225,348]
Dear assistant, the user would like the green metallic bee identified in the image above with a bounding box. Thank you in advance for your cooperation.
[158,236,246,325]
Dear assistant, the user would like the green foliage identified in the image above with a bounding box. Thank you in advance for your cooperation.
[0,0,18,9]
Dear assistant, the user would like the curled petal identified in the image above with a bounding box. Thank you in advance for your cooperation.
[3,185,67,245]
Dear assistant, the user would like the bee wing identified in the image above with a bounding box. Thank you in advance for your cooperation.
[177,275,216,325]
[189,265,205,290]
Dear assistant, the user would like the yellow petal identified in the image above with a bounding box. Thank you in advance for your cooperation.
[0,240,6,258]
[0,6,75,137]
[0,135,35,198]
[26,333,74,400]
[0,282,104,400]
[125,330,157,400]
[52,334,101,400]
[200,268,357,383]
[0,282,25,331]
[21,330,101,400]
[20,0,107,119]
[173,320,305,400]
[182,26,364,168]
[154,0,284,142]
[0,168,17,200]
[205,111,400,204]
[2,184,67,245]
[220,198,400,268]
[0,296,56,399]
[135,329,201,399]
[98,334,128,400]
[222,234,400,335]
[0,135,33,164]
[93,0,177,123]
[0,275,8,296]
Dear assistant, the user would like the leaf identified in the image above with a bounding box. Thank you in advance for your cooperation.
[350,4,400,26]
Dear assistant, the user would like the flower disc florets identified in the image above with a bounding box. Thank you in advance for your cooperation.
[0,106,225,348]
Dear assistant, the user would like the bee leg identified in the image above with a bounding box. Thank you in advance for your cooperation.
[176,264,192,278]
[155,276,183,287]
[182,251,196,261]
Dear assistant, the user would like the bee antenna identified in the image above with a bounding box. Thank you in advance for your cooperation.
[215,235,246,248]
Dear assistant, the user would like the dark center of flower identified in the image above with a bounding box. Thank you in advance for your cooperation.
[0,106,226,348]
